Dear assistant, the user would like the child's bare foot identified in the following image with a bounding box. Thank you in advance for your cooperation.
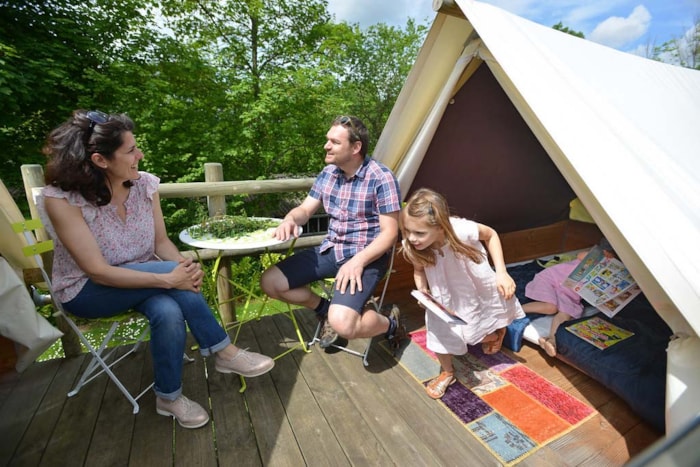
[538,336,557,357]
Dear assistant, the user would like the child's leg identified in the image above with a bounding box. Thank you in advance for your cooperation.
[436,352,454,373]
[481,327,507,354]
[522,301,558,315]
[538,311,572,357]
[426,353,456,399]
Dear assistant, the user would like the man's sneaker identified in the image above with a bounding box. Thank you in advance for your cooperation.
[385,305,407,353]
[156,395,209,429]
[319,318,339,348]
[215,348,274,377]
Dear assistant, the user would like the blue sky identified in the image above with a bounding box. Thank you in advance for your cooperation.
[326,0,700,56]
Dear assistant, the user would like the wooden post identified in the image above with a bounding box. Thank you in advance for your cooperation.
[20,165,48,241]
[20,164,83,357]
[432,0,466,20]
[204,163,234,325]
[204,163,227,217]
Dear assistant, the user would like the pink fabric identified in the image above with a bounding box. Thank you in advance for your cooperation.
[424,218,525,355]
[524,260,584,318]
[37,172,160,303]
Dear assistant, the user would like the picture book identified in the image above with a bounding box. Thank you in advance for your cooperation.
[562,245,641,317]
[411,290,466,325]
[565,316,635,350]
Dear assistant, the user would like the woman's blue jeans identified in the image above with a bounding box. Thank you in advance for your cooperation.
[63,261,230,400]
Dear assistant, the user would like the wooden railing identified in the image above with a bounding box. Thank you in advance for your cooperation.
[20,162,326,355]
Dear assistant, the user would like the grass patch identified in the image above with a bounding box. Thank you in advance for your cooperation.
[38,296,300,361]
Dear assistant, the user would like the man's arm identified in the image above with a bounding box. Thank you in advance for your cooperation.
[273,195,322,241]
[353,211,399,267]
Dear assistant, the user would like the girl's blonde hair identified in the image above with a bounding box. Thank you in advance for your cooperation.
[400,188,485,267]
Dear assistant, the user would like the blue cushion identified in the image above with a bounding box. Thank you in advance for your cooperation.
[556,295,671,432]
[503,261,542,351]
[503,261,670,431]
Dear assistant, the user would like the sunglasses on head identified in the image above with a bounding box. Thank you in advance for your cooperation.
[336,115,360,141]
[84,110,109,142]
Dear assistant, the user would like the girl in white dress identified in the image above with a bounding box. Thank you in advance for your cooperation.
[400,188,524,399]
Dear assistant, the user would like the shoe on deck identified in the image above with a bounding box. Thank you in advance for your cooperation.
[385,305,407,353]
[215,349,274,377]
[425,371,456,399]
[156,395,209,429]
[319,318,339,348]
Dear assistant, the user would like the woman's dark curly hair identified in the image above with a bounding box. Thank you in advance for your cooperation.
[43,109,135,206]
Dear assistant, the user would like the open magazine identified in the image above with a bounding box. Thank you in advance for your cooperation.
[565,316,634,350]
[562,245,641,317]
[411,290,466,325]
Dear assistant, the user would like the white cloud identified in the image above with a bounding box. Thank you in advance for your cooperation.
[589,5,652,48]
[326,0,435,28]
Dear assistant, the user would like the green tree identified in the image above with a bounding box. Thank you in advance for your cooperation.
[156,0,339,182]
[552,21,585,39]
[0,0,427,226]
[323,20,427,150]
[0,0,158,193]
[651,17,700,69]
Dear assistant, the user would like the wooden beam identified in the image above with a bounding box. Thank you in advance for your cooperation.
[432,0,465,20]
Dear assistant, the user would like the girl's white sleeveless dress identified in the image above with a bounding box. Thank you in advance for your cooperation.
[424,217,524,355]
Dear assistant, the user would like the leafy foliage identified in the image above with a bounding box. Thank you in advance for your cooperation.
[186,215,279,240]
[1,0,426,231]
[650,18,700,69]
[552,21,585,38]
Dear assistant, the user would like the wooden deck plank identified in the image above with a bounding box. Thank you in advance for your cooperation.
[593,422,661,466]
[297,308,500,466]
[129,346,173,467]
[8,357,83,466]
[208,367,261,467]
[370,339,501,466]
[237,316,307,467]
[266,310,352,467]
[0,367,20,408]
[288,320,390,464]
[84,346,141,467]
[0,305,662,466]
[38,353,111,466]
[174,335,218,467]
[207,346,262,467]
[0,356,69,465]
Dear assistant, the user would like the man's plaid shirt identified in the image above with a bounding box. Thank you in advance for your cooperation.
[310,157,401,263]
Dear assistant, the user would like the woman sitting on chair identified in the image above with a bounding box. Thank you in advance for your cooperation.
[37,109,274,429]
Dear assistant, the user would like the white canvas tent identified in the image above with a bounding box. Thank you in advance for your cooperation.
[374,0,700,434]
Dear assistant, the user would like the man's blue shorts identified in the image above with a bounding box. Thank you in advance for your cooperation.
[276,246,389,314]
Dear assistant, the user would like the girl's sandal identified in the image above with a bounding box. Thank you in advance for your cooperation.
[425,371,456,399]
[482,327,506,355]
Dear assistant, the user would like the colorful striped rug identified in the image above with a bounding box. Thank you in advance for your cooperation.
[388,329,597,465]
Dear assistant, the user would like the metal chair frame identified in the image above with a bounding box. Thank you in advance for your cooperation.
[206,242,310,393]
[307,244,396,366]
[12,218,154,414]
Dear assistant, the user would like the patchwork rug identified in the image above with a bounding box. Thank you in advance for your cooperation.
[388,330,597,465]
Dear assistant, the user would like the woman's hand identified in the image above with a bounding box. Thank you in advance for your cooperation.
[170,258,204,292]
[495,270,516,300]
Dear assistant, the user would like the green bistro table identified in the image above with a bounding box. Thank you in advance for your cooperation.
[180,218,308,392]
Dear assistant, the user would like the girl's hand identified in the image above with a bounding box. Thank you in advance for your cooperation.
[496,270,516,299]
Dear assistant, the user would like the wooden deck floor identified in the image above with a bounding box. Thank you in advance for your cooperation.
[0,293,662,466]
